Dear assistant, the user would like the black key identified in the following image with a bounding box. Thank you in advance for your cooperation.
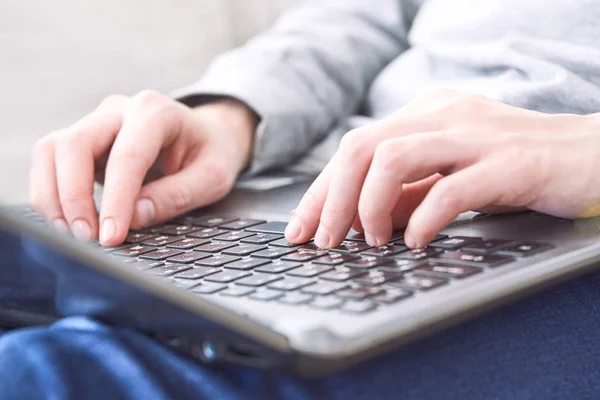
[219,219,266,230]
[142,235,184,247]
[379,259,427,273]
[174,266,221,280]
[268,277,315,291]
[463,239,515,253]
[252,247,297,259]
[196,255,242,267]
[346,230,405,243]
[219,286,255,297]
[345,256,394,269]
[125,232,156,244]
[388,275,448,291]
[330,241,373,254]
[204,270,252,283]
[240,233,283,245]
[320,266,368,282]
[167,238,210,250]
[373,289,413,304]
[225,258,271,271]
[255,260,301,274]
[430,252,513,268]
[336,286,384,300]
[235,273,283,287]
[297,243,322,251]
[496,242,553,257]
[167,252,210,264]
[145,263,193,277]
[194,242,236,253]
[395,247,441,261]
[113,245,155,257]
[340,300,377,314]
[190,282,226,294]
[214,231,256,242]
[249,289,284,301]
[279,293,314,305]
[139,248,184,261]
[429,236,482,250]
[353,270,402,286]
[415,264,483,279]
[188,228,228,239]
[158,225,201,236]
[269,238,302,248]
[138,224,176,234]
[363,244,408,257]
[222,244,267,256]
[121,259,164,271]
[195,216,238,228]
[282,249,328,262]
[287,264,333,278]
[246,221,289,234]
[312,253,360,265]
[309,296,344,310]
[301,282,348,295]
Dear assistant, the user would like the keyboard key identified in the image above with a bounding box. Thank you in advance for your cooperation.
[268,277,315,291]
[219,219,266,230]
[121,259,164,271]
[429,236,482,250]
[269,238,302,248]
[249,289,284,301]
[312,253,359,265]
[139,248,184,261]
[395,247,441,261]
[346,230,405,243]
[214,231,256,242]
[174,266,221,280]
[246,221,288,234]
[252,247,297,259]
[379,259,427,273]
[194,242,236,253]
[362,244,408,257]
[170,279,203,291]
[219,286,255,297]
[340,300,377,314]
[142,235,184,247]
[353,270,402,286]
[235,273,283,287]
[113,245,155,257]
[496,242,553,257]
[145,263,193,277]
[222,244,267,256]
[255,260,301,274]
[282,249,328,262]
[125,232,156,244]
[195,217,238,228]
[166,238,210,250]
[320,266,368,282]
[463,239,515,253]
[224,258,271,271]
[188,228,228,239]
[240,233,283,245]
[388,275,448,291]
[301,282,348,295]
[336,286,384,300]
[191,282,227,294]
[415,264,482,279]
[167,252,210,264]
[330,241,373,254]
[279,293,314,305]
[204,270,252,283]
[430,252,513,268]
[345,256,393,269]
[196,255,242,267]
[373,289,413,304]
[309,296,344,310]
[287,264,334,278]
[158,225,201,236]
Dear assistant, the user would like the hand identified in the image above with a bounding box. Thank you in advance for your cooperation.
[285,89,600,249]
[30,90,258,246]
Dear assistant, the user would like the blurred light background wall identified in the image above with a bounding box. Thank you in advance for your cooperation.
[0,0,300,203]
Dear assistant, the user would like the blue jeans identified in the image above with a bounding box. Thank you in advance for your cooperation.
[1,235,600,399]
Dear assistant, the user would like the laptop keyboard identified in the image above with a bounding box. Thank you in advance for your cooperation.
[90,215,553,315]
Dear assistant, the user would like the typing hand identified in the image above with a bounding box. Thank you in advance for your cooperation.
[30,91,257,246]
[286,89,600,249]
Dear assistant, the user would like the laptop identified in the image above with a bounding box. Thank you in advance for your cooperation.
[2,180,600,378]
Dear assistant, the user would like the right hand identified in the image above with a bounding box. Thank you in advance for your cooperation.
[30,90,258,246]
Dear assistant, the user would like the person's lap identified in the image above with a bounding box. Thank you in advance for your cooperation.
[1,236,600,399]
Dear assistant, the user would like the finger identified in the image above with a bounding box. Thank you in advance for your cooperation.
[358,133,477,245]
[55,97,127,242]
[406,154,543,247]
[99,92,181,246]
[389,174,443,230]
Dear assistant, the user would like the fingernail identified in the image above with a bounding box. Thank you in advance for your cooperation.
[100,218,117,244]
[135,199,155,227]
[364,231,379,247]
[404,233,417,249]
[72,219,92,242]
[314,225,330,248]
[52,218,70,234]
[285,215,302,240]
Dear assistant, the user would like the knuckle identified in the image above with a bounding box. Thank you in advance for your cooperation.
[207,162,234,199]
[168,183,194,212]
[59,190,89,209]
[31,135,55,159]
[373,140,405,173]
[340,128,371,160]
[98,94,128,111]
[431,180,463,211]
[133,89,168,109]
[300,189,321,214]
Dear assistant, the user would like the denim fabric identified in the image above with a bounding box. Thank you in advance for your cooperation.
[1,236,600,399]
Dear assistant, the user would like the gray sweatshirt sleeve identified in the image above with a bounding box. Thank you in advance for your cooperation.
[172,0,418,174]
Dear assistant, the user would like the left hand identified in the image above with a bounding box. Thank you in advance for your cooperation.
[284,89,600,249]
